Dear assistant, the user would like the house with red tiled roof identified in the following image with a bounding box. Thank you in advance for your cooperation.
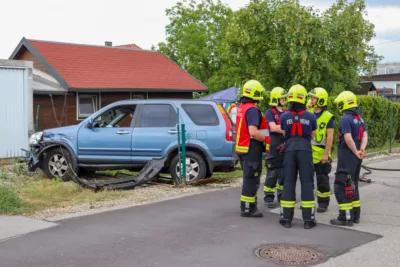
[10,37,208,130]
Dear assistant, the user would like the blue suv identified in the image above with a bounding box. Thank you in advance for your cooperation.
[25,99,237,182]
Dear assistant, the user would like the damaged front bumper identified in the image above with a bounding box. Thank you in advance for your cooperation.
[21,146,43,172]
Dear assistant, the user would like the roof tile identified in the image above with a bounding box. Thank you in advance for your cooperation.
[27,40,207,91]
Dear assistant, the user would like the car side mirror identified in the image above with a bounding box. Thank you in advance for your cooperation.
[87,117,93,128]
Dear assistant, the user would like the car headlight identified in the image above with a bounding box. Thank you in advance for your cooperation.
[29,132,43,146]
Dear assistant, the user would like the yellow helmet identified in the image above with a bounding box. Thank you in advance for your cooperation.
[269,87,287,106]
[241,80,265,101]
[287,84,307,105]
[308,87,329,107]
[334,91,358,112]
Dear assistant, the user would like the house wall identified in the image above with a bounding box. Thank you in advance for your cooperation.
[16,48,50,75]
[148,92,192,99]
[100,92,131,107]
[34,91,194,130]
[33,94,77,131]
[371,81,400,94]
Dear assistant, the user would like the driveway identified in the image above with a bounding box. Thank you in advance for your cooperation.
[0,176,380,267]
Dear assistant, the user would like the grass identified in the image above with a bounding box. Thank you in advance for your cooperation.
[13,177,131,214]
[0,185,29,214]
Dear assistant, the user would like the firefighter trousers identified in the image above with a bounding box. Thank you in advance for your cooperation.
[239,153,262,213]
[334,147,362,222]
[280,150,315,222]
[315,161,332,208]
[264,146,284,203]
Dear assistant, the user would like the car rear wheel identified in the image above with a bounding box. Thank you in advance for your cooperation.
[169,151,207,183]
[42,147,76,181]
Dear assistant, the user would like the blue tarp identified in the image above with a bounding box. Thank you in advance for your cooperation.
[198,87,239,103]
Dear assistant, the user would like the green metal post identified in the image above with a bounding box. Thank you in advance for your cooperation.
[176,108,182,184]
[181,124,187,183]
[390,105,393,153]
[35,105,40,132]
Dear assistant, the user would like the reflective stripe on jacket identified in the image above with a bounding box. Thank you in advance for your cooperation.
[312,110,333,164]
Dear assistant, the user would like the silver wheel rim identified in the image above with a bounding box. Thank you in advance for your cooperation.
[48,154,68,177]
[175,157,200,181]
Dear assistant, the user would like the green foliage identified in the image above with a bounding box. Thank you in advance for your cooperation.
[225,0,382,94]
[325,96,399,149]
[155,0,235,93]
[0,167,8,180]
[0,185,28,214]
[155,0,382,95]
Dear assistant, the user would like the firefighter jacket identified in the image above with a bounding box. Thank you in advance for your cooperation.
[311,110,334,164]
[235,102,269,154]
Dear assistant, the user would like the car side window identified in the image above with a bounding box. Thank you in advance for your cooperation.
[182,104,219,126]
[93,105,137,128]
[138,104,177,127]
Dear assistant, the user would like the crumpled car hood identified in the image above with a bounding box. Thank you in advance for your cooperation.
[43,125,79,142]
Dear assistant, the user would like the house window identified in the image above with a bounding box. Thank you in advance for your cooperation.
[131,92,148,99]
[77,93,99,120]
[396,84,400,95]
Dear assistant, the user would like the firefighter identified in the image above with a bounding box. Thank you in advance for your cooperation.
[235,79,269,218]
[279,84,318,229]
[331,91,368,226]
[308,87,334,213]
[307,99,314,113]
[263,87,287,208]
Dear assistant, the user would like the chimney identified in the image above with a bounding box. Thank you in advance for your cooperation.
[105,41,113,47]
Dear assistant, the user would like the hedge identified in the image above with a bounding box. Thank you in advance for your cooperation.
[257,95,400,150]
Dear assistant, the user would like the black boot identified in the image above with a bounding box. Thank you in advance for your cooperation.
[241,202,263,218]
[317,197,329,213]
[330,219,353,226]
[279,218,292,228]
[317,206,328,213]
[330,209,354,226]
[353,207,360,224]
[263,193,274,205]
[265,200,278,209]
[279,208,293,228]
[301,207,316,229]
[304,220,317,229]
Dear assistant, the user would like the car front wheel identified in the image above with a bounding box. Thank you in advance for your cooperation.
[169,151,207,183]
[42,147,76,181]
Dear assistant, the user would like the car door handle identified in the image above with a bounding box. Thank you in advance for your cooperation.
[116,130,130,135]
[168,130,178,134]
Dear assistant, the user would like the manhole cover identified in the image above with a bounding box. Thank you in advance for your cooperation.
[254,243,327,266]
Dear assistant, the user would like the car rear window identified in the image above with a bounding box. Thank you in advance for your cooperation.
[182,104,219,126]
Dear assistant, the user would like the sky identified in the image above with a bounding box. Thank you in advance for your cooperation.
[1,0,399,63]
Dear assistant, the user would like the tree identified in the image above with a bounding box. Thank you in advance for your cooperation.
[155,0,382,95]
[154,0,235,93]
[226,0,327,90]
[321,0,382,94]
[226,0,382,94]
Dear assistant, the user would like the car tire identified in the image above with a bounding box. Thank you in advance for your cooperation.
[42,147,76,181]
[169,151,207,183]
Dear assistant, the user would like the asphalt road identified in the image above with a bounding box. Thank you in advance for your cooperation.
[0,179,380,267]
